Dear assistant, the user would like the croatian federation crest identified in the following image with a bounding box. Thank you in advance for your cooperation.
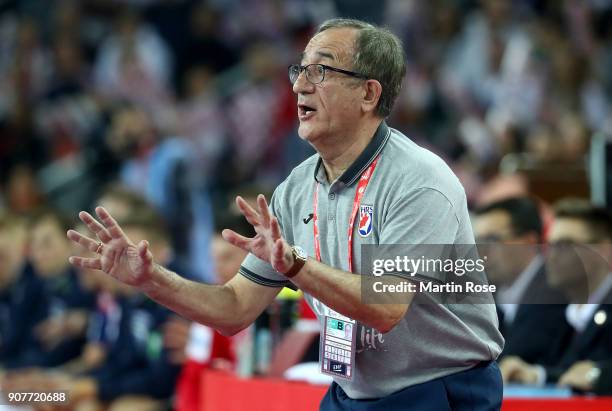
[358,205,373,237]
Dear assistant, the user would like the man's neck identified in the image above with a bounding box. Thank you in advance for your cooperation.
[316,120,382,182]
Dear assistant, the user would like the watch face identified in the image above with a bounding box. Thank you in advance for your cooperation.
[294,246,307,259]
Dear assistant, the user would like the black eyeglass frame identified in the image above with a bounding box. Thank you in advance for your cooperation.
[288,63,368,85]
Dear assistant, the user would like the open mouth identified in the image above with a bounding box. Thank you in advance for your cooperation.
[298,104,317,119]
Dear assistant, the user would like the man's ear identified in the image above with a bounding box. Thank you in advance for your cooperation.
[362,79,383,114]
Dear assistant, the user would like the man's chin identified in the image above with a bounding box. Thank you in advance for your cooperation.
[297,124,319,143]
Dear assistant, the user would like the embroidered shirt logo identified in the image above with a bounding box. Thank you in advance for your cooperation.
[358,205,373,237]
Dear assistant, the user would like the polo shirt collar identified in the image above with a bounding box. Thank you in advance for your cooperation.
[314,121,391,187]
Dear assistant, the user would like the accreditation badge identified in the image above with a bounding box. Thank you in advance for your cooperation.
[320,309,356,381]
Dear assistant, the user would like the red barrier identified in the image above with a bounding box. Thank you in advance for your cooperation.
[501,399,612,411]
[200,371,327,411]
[199,370,612,411]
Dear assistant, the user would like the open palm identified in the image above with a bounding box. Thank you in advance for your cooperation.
[67,206,154,287]
[222,195,294,274]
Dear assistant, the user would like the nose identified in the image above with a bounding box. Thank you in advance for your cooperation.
[292,69,314,94]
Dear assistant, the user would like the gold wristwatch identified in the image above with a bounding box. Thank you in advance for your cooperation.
[284,246,308,278]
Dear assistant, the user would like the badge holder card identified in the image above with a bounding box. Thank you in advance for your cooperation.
[320,310,356,381]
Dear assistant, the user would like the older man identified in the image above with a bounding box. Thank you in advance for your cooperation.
[68,19,503,411]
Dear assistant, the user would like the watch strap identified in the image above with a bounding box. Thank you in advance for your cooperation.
[284,247,307,278]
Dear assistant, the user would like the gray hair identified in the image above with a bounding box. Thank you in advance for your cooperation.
[316,18,406,118]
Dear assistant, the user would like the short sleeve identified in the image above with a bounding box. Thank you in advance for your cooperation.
[238,182,294,288]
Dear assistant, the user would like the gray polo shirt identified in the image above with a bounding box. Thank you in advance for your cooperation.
[239,122,504,399]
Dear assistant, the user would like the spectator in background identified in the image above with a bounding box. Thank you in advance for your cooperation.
[34,31,101,160]
[15,208,95,368]
[21,211,184,411]
[72,212,181,411]
[0,16,51,178]
[176,2,237,80]
[2,163,45,215]
[51,0,102,61]
[46,32,88,99]
[225,41,297,181]
[105,103,215,282]
[523,113,590,164]
[0,213,45,368]
[2,16,52,104]
[96,183,152,222]
[501,199,612,388]
[473,196,568,365]
[174,64,228,179]
[93,7,173,109]
[438,0,521,115]
[0,0,608,215]
[167,212,252,411]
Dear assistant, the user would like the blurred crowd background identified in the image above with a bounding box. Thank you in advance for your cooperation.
[1,0,612,410]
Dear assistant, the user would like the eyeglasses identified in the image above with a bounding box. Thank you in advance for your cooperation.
[288,63,367,85]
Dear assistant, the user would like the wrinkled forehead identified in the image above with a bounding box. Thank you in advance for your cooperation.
[301,28,358,66]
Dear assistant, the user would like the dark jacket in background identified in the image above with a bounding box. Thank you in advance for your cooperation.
[87,293,181,401]
[593,360,612,395]
[10,266,95,368]
[499,263,570,366]
[545,291,612,383]
[0,264,46,366]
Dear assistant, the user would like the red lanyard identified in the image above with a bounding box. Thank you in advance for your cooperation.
[313,156,380,272]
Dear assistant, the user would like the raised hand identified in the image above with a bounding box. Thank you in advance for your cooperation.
[66,206,154,287]
[222,194,294,274]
